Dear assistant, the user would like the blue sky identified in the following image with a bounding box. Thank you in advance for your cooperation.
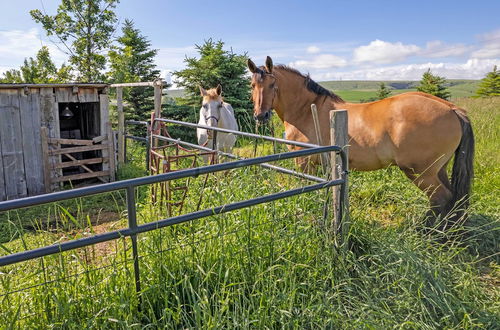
[1,0,499,85]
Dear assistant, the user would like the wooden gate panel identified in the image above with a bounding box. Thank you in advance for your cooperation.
[0,90,28,199]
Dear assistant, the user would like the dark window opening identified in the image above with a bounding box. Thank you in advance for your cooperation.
[58,102,102,183]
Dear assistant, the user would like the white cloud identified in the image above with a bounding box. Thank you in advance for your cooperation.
[312,58,498,81]
[307,46,321,54]
[289,54,347,70]
[420,40,471,58]
[353,39,420,64]
[471,29,500,59]
[0,28,67,74]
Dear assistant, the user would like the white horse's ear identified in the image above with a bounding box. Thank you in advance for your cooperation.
[265,56,273,73]
[199,86,207,96]
[247,58,257,73]
[216,84,222,96]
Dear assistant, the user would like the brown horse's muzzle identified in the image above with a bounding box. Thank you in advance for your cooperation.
[254,110,272,124]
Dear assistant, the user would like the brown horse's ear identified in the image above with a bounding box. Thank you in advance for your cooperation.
[216,84,222,96]
[265,56,273,73]
[199,85,207,96]
[247,58,257,73]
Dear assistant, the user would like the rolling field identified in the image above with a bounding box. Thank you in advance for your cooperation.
[167,79,480,103]
[0,97,498,328]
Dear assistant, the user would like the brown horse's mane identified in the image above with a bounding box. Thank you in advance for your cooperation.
[274,65,345,103]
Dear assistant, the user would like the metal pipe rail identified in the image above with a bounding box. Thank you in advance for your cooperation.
[155,118,321,149]
[0,178,342,267]
[153,134,327,183]
[0,146,339,214]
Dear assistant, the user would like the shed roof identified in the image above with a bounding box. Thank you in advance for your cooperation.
[0,83,109,89]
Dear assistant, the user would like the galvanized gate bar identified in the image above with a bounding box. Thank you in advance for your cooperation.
[0,146,340,213]
[153,134,327,183]
[155,118,321,149]
[126,186,142,306]
[0,178,343,267]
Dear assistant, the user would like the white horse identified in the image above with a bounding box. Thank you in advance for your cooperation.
[197,85,238,159]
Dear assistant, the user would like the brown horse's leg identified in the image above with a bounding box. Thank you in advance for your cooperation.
[400,167,453,226]
[438,165,452,192]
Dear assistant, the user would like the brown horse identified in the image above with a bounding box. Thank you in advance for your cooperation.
[247,56,474,225]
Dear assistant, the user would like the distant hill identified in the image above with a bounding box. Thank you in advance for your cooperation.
[319,80,480,102]
[165,80,480,103]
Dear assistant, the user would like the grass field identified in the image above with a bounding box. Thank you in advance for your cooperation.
[0,97,498,328]
[167,79,480,103]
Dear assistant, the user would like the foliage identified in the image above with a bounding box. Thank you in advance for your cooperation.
[173,39,253,130]
[376,82,391,99]
[108,19,162,133]
[0,46,72,83]
[30,0,119,82]
[417,69,451,100]
[1,96,498,328]
[475,65,500,97]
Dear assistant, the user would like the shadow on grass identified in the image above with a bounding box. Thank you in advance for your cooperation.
[463,213,499,264]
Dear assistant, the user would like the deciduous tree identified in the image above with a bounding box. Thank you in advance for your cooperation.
[30,0,119,82]
[0,46,72,83]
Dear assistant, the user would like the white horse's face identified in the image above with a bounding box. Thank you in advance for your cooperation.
[201,99,223,128]
[200,85,224,138]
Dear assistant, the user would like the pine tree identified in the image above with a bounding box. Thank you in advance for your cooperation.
[173,39,252,116]
[476,65,500,97]
[108,19,161,126]
[417,69,451,100]
[30,0,119,82]
[376,82,391,100]
[0,46,72,83]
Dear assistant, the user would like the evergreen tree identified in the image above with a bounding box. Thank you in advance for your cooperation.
[108,19,161,126]
[173,39,252,123]
[376,82,391,100]
[417,69,451,100]
[30,0,119,82]
[476,65,500,97]
[0,46,72,83]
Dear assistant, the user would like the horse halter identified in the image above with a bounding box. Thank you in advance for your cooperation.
[254,70,278,113]
[204,115,219,124]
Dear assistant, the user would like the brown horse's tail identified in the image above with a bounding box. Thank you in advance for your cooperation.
[448,109,474,220]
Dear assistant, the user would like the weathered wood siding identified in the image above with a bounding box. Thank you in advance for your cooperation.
[40,87,61,190]
[20,89,44,195]
[0,85,112,200]
[0,89,28,199]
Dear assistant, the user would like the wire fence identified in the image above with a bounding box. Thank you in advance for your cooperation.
[0,120,348,325]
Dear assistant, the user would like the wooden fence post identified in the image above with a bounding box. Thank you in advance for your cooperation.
[329,109,349,247]
[310,104,329,172]
[153,80,163,147]
[117,87,125,165]
[107,122,116,182]
[40,126,52,193]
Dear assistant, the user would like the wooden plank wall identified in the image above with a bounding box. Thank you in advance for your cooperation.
[0,89,28,199]
[0,86,111,200]
[19,89,44,195]
[40,87,61,190]
[99,94,111,180]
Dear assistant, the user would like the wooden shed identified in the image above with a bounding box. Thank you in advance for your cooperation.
[0,84,115,201]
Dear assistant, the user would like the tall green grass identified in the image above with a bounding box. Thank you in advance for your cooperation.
[0,98,498,328]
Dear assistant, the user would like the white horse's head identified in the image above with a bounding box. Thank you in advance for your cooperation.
[200,85,224,138]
